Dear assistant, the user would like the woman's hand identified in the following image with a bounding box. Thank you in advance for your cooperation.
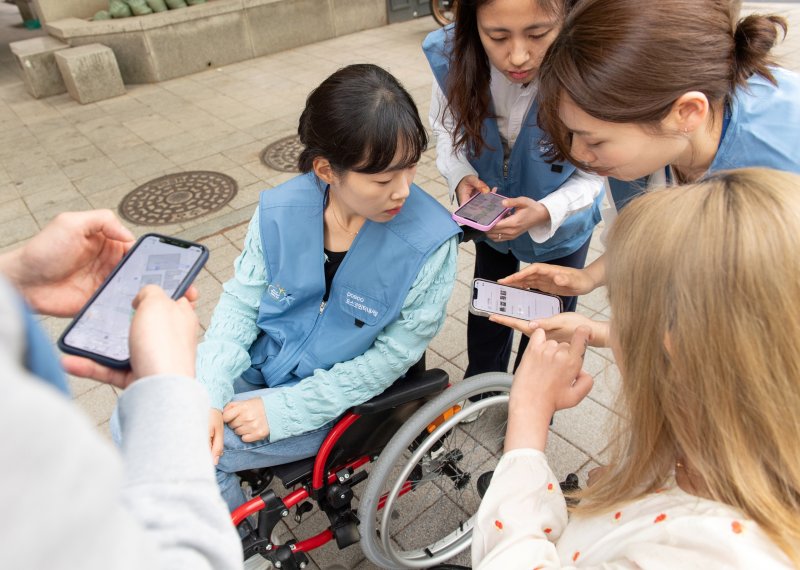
[489,312,610,347]
[0,210,136,317]
[62,285,199,389]
[223,398,270,443]
[489,197,549,242]
[504,327,594,452]
[209,409,225,465]
[499,256,606,296]
[454,175,491,206]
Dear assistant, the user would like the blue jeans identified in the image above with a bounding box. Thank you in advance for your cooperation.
[111,376,334,512]
[216,385,333,511]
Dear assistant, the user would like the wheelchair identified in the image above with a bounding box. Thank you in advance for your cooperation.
[230,363,520,569]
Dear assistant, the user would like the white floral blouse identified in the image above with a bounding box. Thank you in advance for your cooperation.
[472,449,791,569]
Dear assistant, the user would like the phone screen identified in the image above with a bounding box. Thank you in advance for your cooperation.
[62,235,205,362]
[455,193,507,225]
[472,279,560,320]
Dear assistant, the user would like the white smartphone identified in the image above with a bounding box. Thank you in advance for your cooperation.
[469,278,562,320]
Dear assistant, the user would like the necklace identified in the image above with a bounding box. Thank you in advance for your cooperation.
[328,193,360,237]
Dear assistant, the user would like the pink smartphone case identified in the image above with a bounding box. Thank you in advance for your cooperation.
[451,192,511,231]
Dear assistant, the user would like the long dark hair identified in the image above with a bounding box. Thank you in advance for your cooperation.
[297,64,427,175]
[445,0,569,157]
[537,0,787,165]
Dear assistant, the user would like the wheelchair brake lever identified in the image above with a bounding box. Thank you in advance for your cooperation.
[294,501,313,524]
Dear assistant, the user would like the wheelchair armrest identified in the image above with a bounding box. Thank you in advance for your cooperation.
[351,368,449,415]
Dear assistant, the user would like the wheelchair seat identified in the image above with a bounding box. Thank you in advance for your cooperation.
[271,367,449,489]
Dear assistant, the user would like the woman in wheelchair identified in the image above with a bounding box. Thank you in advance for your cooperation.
[474,169,800,567]
[195,63,460,512]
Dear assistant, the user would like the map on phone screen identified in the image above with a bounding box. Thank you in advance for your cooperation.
[63,236,204,361]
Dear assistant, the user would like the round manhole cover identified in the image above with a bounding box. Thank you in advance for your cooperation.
[261,134,303,172]
[119,171,237,225]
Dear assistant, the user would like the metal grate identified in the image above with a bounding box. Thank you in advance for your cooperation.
[260,134,303,173]
[119,171,237,225]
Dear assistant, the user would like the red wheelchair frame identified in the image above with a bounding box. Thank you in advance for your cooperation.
[230,366,454,569]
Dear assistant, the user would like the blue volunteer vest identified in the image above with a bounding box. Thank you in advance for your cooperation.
[423,26,602,263]
[241,172,460,388]
[608,67,800,207]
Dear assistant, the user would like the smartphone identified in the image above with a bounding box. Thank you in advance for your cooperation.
[469,278,562,320]
[451,192,511,231]
[58,234,208,369]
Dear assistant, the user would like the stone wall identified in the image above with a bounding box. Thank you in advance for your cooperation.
[44,0,387,83]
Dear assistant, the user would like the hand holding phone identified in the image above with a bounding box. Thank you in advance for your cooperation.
[452,191,511,231]
[58,234,208,369]
[63,286,199,388]
[470,278,561,320]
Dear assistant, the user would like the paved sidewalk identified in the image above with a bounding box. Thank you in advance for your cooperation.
[1,2,799,568]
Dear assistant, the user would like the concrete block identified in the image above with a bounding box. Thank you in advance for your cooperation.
[9,36,69,99]
[245,0,335,57]
[32,0,107,24]
[70,32,158,84]
[55,44,126,104]
[331,0,386,36]
[47,18,157,84]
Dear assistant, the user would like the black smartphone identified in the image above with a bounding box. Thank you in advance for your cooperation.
[58,233,208,369]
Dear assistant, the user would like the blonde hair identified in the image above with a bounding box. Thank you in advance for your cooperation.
[582,168,800,564]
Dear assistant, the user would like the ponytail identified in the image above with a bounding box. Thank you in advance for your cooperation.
[732,14,787,88]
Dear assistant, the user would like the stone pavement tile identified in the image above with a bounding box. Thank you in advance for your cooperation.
[223,140,269,166]
[205,242,243,276]
[450,350,469,372]
[0,198,30,223]
[446,279,472,317]
[118,153,176,182]
[33,194,92,227]
[150,132,205,157]
[242,159,288,184]
[123,114,183,144]
[73,169,133,196]
[428,317,468,360]
[96,421,113,442]
[243,117,297,142]
[0,215,38,247]
[223,220,251,244]
[545,430,591,482]
[86,182,133,210]
[575,459,603,487]
[68,375,101,399]
[168,140,228,166]
[551,397,617,462]
[51,144,106,170]
[229,182,265,211]
[74,384,119,426]
[577,284,609,314]
[106,142,172,169]
[586,359,622,414]
[62,154,118,181]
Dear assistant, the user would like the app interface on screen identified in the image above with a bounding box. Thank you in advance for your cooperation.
[64,236,203,361]
[473,280,560,320]
[457,193,506,224]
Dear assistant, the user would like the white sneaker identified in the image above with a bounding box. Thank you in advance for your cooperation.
[458,398,487,424]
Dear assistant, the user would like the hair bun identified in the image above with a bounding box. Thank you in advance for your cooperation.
[732,14,787,87]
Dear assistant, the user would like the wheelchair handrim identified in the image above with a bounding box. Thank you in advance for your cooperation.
[380,393,510,568]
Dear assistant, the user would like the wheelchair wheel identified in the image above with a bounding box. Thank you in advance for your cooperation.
[358,372,512,569]
[431,0,457,26]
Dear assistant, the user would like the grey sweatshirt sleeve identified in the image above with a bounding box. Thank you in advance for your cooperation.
[117,376,244,570]
[0,277,242,570]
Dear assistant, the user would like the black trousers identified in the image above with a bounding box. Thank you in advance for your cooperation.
[464,238,592,378]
